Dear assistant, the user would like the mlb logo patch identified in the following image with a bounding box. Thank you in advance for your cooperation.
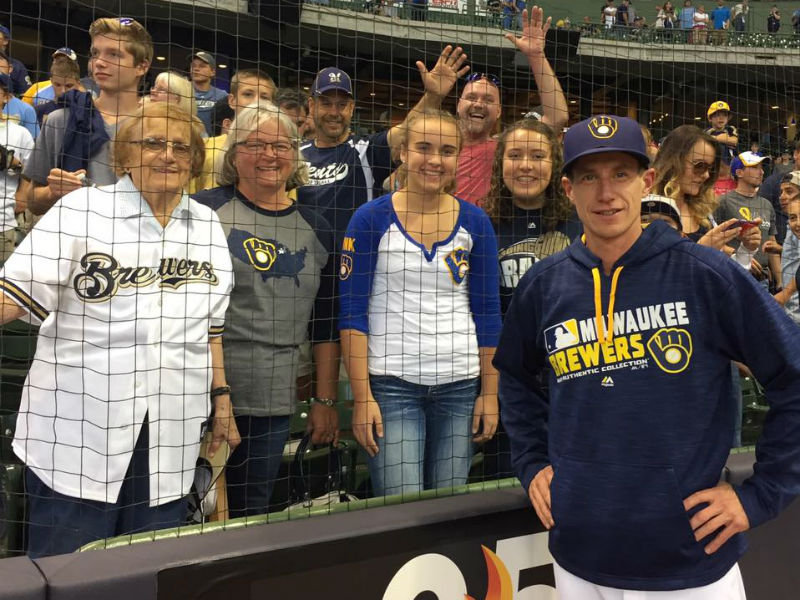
[544,319,579,354]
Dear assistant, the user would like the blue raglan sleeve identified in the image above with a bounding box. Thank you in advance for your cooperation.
[338,204,381,334]
[466,207,502,347]
[715,262,800,528]
[493,270,551,493]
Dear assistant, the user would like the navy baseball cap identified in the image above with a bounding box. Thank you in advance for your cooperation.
[52,47,78,61]
[563,115,650,174]
[312,67,353,97]
[0,26,9,39]
[0,72,10,91]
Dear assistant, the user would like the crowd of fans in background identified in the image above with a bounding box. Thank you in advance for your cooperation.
[0,3,798,557]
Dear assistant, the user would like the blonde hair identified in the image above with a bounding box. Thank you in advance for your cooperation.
[218,101,309,190]
[113,102,206,179]
[652,124,720,230]
[393,109,462,194]
[154,71,197,118]
[89,17,153,67]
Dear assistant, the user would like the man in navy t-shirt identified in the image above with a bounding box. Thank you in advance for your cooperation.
[191,51,228,136]
[298,46,470,247]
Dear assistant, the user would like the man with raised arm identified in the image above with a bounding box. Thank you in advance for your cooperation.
[455,6,569,206]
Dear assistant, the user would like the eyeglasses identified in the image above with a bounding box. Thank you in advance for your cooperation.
[465,72,501,88]
[132,137,192,159]
[236,140,295,155]
[688,160,716,176]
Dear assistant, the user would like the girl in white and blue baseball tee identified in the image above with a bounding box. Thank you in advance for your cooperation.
[339,110,502,497]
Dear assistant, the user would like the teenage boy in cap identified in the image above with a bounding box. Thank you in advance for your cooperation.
[715,151,780,288]
[0,72,33,262]
[495,114,800,598]
[300,45,469,248]
[0,52,38,139]
[191,51,228,136]
[0,25,31,95]
[22,47,81,107]
[23,17,152,215]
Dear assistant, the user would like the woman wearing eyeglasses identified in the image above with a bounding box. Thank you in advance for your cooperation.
[192,102,339,518]
[0,102,239,556]
[651,125,760,252]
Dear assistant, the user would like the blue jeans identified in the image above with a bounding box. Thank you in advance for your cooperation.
[368,375,479,497]
[225,415,290,518]
[26,417,188,558]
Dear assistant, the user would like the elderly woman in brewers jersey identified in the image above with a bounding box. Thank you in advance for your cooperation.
[0,102,238,557]
[193,102,339,518]
[339,109,502,496]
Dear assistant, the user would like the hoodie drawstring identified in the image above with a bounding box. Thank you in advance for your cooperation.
[592,266,624,344]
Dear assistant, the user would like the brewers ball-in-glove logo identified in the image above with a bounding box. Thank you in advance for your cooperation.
[647,328,693,374]
[444,247,470,285]
[588,116,619,139]
[228,228,307,286]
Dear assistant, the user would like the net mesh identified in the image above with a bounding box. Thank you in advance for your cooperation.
[0,0,788,557]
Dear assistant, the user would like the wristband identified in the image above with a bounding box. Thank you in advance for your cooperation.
[210,385,232,398]
[310,397,336,407]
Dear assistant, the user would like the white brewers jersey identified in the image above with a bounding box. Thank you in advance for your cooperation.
[0,176,233,506]
[0,120,34,231]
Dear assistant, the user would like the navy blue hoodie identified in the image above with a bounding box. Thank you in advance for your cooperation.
[494,219,800,591]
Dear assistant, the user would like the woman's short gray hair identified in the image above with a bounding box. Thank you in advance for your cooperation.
[217,101,309,190]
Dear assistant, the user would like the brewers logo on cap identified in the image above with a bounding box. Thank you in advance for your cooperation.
[588,116,619,140]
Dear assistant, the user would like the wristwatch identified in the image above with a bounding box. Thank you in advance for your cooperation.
[210,385,232,398]
[310,397,336,407]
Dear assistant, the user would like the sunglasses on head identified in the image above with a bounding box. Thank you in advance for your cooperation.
[465,72,501,88]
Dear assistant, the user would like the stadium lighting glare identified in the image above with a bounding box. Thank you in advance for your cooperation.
[694,117,701,120]
[156,56,166,61]
[303,86,310,90]
[569,99,577,104]
[398,103,405,106]
[370,92,376,96]
[772,105,780,109]
[742,118,749,122]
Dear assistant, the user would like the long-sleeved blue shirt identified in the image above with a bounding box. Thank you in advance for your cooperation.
[339,193,502,385]
[494,219,800,591]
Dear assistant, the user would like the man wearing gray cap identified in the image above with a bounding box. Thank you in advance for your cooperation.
[191,51,228,136]
[495,114,800,598]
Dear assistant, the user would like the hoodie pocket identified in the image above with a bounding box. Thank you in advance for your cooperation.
[550,457,704,579]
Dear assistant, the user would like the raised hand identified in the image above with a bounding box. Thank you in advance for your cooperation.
[505,6,551,58]
[416,45,470,99]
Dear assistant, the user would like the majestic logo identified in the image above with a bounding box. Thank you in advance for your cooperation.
[328,72,342,83]
[647,327,693,374]
[588,116,619,139]
[443,247,469,284]
[228,228,307,286]
[601,375,615,387]
[73,252,218,302]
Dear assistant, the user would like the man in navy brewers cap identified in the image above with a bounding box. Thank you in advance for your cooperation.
[299,46,469,250]
[0,25,31,95]
[495,115,800,597]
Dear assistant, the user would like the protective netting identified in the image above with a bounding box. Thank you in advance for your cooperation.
[0,0,790,557]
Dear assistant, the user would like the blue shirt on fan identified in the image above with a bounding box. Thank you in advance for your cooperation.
[298,130,393,249]
[193,85,228,136]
